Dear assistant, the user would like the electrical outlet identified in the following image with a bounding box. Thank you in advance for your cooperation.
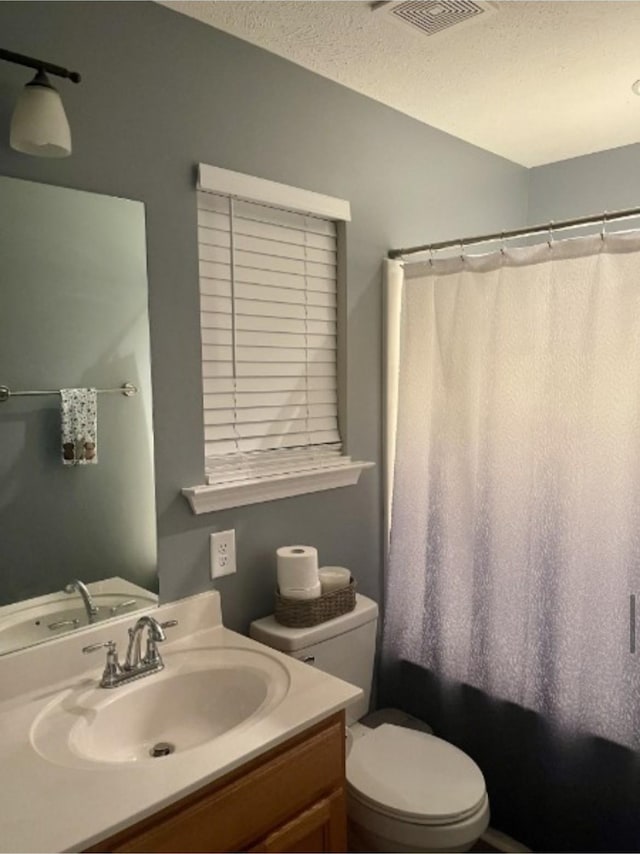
[210,529,236,579]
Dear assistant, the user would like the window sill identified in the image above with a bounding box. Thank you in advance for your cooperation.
[181,460,374,514]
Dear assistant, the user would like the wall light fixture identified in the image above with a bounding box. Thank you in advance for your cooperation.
[0,48,81,158]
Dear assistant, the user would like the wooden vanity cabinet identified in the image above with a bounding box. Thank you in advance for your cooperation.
[86,712,347,854]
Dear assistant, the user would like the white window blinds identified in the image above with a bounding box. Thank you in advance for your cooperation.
[197,182,350,484]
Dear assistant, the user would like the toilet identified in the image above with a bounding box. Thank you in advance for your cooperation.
[250,594,490,853]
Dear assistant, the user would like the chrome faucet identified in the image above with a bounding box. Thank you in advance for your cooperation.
[124,615,168,671]
[65,579,99,623]
[82,615,177,688]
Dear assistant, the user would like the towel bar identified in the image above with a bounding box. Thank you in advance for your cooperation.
[0,383,137,403]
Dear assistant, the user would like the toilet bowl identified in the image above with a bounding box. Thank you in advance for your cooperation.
[346,722,489,853]
[250,594,490,853]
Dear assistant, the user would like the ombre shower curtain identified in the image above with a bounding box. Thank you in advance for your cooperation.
[384,233,640,749]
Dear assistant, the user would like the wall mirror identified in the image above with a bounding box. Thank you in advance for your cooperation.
[0,175,157,655]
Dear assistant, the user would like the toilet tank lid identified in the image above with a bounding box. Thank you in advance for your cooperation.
[249,593,378,652]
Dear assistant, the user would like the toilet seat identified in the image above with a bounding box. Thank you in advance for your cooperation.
[346,724,487,826]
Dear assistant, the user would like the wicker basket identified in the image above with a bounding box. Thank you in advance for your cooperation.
[275,578,356,628]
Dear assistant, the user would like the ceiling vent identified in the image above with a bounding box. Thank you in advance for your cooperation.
[372,1,498,38]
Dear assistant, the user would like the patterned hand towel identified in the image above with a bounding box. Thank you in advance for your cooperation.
[60,388,98,466]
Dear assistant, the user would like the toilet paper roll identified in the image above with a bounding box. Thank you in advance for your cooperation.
[319,566,351,594]
[277,545,319,595]
[280,581,322,601]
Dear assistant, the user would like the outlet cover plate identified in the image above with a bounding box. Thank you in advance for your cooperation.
[210,529,236,578]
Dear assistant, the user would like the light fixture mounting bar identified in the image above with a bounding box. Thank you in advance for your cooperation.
[0,48,81,83]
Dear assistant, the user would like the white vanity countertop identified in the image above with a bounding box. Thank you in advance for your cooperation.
[0,591,361,853]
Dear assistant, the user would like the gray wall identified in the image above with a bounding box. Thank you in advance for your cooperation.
[0,1,528,633]
[0,2,527,630]
[529,142,640,222]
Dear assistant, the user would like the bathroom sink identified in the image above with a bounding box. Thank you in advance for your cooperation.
[31,647,290,766]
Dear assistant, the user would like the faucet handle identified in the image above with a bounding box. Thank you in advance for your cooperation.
[82,640,121,687]
[144,620,178,666]
[82,640,117,655]
[109,598,137,616]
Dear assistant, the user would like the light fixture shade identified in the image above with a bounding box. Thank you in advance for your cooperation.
[10,71,71,158]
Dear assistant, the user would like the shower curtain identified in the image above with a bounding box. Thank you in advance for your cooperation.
[384,232,640,750]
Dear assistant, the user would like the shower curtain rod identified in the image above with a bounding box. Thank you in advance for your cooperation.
[387,204,640,260]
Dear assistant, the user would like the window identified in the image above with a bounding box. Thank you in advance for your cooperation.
[182,165,372,513]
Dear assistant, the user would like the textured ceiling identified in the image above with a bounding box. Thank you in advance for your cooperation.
[161,1,640,167]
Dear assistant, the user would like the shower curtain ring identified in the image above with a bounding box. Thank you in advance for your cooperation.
[429,246,434,267]
[460,239,465,261]
[547,220,554,249]
[601,211,608,241]
[500,231,506,256]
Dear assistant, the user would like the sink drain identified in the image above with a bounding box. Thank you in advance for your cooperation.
[150,742,175,758]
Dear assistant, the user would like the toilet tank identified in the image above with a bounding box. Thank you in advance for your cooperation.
[250,594,378,723]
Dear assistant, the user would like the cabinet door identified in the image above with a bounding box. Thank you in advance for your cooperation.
[249,789,347,854]
[87,713,346,854]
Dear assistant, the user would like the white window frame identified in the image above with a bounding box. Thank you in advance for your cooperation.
[182,165,373,514]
